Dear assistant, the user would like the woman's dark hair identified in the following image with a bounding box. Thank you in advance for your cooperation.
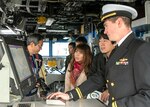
[69,44,92,76]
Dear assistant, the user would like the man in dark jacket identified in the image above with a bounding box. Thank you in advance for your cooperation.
[27,33,44,79]
[47,4,150,107]
[26,33,44,96]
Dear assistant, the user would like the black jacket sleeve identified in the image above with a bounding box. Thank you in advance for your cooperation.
[68,67,106,101]
[88,52,106,77]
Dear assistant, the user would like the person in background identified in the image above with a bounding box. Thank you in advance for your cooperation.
[26,33,44,96]
[65,42,76,73]
[27,34,50,97]
[27,34,47,82]
[87,31,115,103]
[98,33,116,103]
[47,4,150,107]
[65,44,92,92]
[88,31,116,77]
[99,33,116,61]
[75,36,87,46]
[27,33,44,79]
[65,36,87,74]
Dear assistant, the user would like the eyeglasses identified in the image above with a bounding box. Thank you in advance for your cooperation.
[37,44,42,49]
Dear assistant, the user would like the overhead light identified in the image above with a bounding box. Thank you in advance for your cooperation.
[63,37,70,40]
[46,29,68,33]
[38,26,46,33]
[38,26,46,30]
[45,18,55,26]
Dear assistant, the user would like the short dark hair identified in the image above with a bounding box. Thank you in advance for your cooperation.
[75,36,87,44]
[69,42,76,49]
[99,29,109,40]
[100,34,109,40]
[99,30,116,44]
[27,33,44,46]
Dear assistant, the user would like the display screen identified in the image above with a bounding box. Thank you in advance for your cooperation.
[9,45,31,82]
[0,36,36,99]
[39,42,49,56]
[52,42,69,57]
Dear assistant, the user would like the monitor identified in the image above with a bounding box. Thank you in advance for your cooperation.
[52,42,69,57]
[39,41,50,56]
[0,36,36,102]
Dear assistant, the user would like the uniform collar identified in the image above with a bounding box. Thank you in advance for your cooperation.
[118,31,132,46]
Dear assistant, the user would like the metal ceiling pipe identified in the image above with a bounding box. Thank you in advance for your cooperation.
[47,0,67,3]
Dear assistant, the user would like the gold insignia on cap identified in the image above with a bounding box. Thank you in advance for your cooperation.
[101,12,117,21]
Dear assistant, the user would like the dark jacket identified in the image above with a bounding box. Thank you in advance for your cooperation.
[87,52,106,92]
[88,52,106,78]
[65,54,72,72]
[68,33,150,107]
[30,54,43,78]
[26,54,43,96]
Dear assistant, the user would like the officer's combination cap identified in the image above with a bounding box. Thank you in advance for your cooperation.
[101,4,138,22]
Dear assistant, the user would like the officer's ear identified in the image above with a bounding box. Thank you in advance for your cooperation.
[116,17,124,27]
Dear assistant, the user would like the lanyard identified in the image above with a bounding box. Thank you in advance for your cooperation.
[30,55,40,79]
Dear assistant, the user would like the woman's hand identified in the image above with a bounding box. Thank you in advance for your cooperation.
[46,92,70,101]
